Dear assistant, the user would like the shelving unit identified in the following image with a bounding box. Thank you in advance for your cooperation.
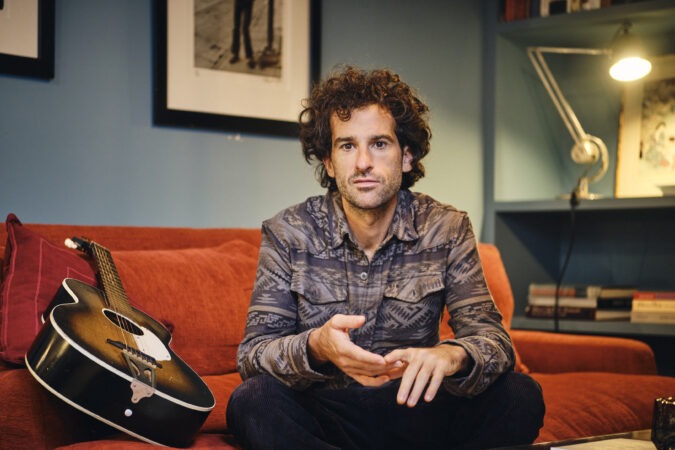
[494,196,675,321]
[481,1,675,374]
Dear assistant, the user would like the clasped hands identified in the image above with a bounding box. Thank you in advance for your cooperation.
[308,314,469,408]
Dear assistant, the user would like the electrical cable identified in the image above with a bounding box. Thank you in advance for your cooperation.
[554,190,579,332]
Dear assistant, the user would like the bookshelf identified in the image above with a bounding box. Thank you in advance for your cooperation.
[481,1,675,374]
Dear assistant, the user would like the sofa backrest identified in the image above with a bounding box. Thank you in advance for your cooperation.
[0,222,263,252]
[1,219,520,374]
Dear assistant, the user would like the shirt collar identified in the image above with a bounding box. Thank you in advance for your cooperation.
[317,190,420,250]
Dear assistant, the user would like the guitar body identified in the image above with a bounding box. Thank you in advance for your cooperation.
[26,278,215,448]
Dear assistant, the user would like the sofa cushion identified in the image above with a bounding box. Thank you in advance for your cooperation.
[532,372,675,442]
[1,214,259,375]
[1,214,97,364]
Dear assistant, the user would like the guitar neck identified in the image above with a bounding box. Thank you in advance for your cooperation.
[90,243,133,316]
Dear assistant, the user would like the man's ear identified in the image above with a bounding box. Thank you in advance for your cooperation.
[402,147,413,173]
[324,157,335,177]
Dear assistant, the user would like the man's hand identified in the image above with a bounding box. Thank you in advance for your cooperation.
[384,344,469,408]
[308,314,402,386]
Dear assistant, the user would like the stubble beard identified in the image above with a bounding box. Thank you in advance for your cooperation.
[338,172,402,216]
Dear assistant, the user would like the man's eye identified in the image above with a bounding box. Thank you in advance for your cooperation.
[374,141,387,149]
[341,143,354,150]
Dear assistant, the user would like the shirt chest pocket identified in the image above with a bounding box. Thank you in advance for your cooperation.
[291,273,347,305]
[291,273,348,330]
[384,273,445,303]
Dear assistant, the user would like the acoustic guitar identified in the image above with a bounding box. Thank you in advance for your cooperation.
[25,237,215,448]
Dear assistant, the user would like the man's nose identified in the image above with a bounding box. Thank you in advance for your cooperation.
[355,147,373,172]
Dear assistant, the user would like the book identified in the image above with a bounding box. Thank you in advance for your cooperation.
[630,310,675,324]
[527,295,632,310]
[631,299,675,312]
[596,297,633,309]
[528,284,635,300]
[527,295,597,308]
[633,291,675,300]
[525,305,630,321]
[597,286,637,299]
[528,284,602,299]
[501,0,531,22]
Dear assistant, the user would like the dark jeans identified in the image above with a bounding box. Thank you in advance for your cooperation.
[226,371,545,450]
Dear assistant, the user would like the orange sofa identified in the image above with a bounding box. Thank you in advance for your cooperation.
[1,217,674,449]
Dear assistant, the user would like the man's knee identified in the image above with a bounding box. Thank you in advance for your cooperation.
[505,372,545,416]
[228,375,284,416]
[494,372,546,442]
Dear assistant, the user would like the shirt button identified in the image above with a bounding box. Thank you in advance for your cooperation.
[359,272,368,281]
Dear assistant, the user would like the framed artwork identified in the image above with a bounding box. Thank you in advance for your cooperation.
[615,54,675,198]
[0,0,55,79]
[153,0,321,137]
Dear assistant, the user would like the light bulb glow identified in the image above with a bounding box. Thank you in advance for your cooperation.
[609,57,652,81]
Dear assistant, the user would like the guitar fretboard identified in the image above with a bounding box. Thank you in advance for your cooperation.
[91,244,133,318]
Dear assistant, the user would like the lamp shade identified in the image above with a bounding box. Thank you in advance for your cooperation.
[608,21,652,82]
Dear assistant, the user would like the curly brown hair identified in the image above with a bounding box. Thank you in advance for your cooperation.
[299,66,431,191]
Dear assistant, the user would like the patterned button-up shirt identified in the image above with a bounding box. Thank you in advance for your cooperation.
[237,190,514,397]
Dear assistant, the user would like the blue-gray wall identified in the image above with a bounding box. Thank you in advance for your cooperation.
[0,0,485,231]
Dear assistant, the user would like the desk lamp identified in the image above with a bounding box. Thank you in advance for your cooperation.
[527,21,652,199]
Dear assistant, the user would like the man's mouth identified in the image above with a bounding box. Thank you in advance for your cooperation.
[352,178,379,189]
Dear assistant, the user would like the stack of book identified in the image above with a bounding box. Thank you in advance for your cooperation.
[525,283,636,321]
[630,292,675,324]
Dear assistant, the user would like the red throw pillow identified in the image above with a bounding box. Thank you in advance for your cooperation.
[0,214,97,364]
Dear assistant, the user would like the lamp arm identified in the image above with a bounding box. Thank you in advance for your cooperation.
[527,47,612,199]
[527,47,610,147]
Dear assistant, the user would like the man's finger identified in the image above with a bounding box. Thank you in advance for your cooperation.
[344,344,388,366]
[330,314,366,331]
[351,373,391,387]
[405,363,433,407]
[396,358,420,406]
[423,368,446,403]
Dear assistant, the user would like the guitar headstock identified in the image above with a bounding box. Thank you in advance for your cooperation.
[64,236,94,255]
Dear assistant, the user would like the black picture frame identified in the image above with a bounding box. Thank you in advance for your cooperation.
[0,0,55,80]
[153,0,321,137]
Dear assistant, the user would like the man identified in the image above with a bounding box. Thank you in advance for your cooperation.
[229,0,255,69]
[227,66,545,449]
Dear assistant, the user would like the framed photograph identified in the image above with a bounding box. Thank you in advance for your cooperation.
[153,0,321,137]
[0,0,55,79]
[615,54,675,198]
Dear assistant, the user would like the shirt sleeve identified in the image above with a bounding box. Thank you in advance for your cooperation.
[439,215,515,397]
[236,222,332,390]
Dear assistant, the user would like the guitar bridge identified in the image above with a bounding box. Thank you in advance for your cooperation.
[107,339,163,368]
[122,349,157,403]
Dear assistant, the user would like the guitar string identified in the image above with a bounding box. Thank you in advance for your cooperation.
[93,243,133,351]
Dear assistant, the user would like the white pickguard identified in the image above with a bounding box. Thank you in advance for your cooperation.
[102,307,171,362]
[133,325,171,362]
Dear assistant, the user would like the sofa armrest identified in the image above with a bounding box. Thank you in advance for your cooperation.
[510,329,657,374]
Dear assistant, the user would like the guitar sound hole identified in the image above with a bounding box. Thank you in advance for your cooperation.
[103,310,143,336]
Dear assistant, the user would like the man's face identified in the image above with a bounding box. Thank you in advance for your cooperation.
[324,104,412,214]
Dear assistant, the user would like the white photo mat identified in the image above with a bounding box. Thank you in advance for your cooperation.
[155,0,317,136]
[615,54,675,198]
